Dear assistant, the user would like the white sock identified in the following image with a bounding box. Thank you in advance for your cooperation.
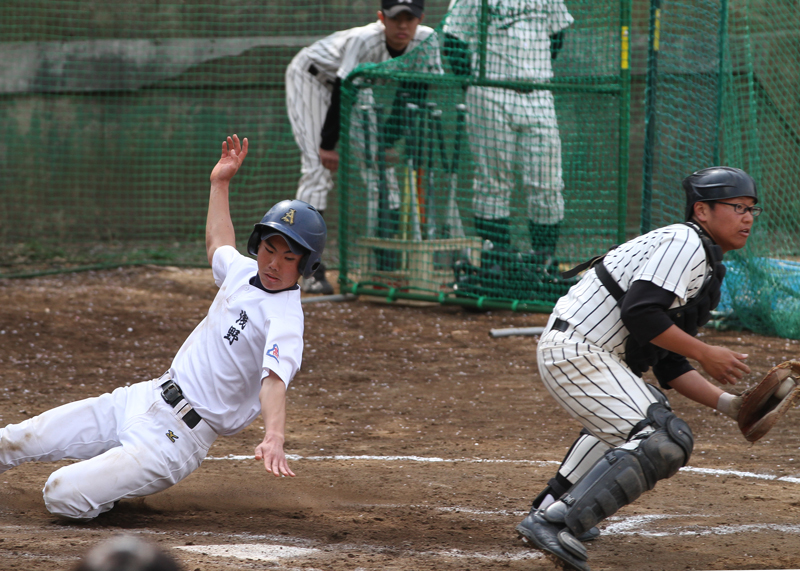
[539,494,556,510]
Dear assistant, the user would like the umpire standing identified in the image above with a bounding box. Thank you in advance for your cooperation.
[517,167,761,570]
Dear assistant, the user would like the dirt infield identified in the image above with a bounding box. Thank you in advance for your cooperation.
[1,266,800,571]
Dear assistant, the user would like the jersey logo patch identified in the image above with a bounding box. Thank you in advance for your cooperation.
[166,430,179,443]
[281,209,296,225]
[267,344,280,363]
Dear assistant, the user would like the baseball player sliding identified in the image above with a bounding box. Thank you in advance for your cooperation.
[286,0,442,293]
[516,167,762,570]
[443,0,573,261]
[0,135,325,520]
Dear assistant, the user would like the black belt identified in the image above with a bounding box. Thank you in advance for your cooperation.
[160,380,201,429]
[552,318,570,332]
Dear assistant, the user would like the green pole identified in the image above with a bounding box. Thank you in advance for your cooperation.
[478,0,489,80]
[337,76,356,290]
[618,0,632,244]
[714,0,729,165]
[641,0,662,234]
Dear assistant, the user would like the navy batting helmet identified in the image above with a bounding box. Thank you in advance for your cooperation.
[247,200,327,279]
[683,166,758,221]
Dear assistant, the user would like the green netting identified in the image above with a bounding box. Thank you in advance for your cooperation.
[4,0,800,337]
[642,0,800,338]
[0,0,452,272]
[339,0,630,311]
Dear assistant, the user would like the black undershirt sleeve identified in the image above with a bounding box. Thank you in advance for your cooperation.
[621,280,678,344]
[621,280,695,387]
[320,42,408,151]
[320,78,343,151]
[654,353,695,388]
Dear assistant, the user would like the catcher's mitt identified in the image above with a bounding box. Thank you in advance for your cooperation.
[738,360,800,442]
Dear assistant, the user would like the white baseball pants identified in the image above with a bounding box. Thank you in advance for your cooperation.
[0,377,217,519]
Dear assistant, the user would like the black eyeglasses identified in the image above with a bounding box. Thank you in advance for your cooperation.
[715,201,763,217]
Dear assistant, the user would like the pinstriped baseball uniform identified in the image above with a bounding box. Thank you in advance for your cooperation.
[286,21,441,212]
[444,0,573,223]
[538,223,711,485]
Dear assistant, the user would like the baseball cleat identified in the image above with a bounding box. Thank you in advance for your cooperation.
[516,509,590,571]
[301,275,334,295]
[302,263,334,295]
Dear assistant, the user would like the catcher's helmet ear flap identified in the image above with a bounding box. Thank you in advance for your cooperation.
[247,200,327,279]
[683,166,758,221]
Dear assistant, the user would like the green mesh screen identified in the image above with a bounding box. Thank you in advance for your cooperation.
[5,0,800,337]
[338,0,630,311]
[641,0,800,338]
[0,0,451,272]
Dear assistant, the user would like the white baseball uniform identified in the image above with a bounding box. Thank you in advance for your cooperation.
[285,20,442,214]
[444,0,573,223]
[537,223,712,487]
[0,245,303,519]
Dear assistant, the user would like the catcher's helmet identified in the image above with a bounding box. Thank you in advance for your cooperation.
[247,200,326,279]
[683,166,758,221]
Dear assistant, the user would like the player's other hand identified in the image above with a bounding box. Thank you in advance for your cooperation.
[255,436,296,478]
[210,134,249,184]
[319,148,339,172]
[698,345,750,385]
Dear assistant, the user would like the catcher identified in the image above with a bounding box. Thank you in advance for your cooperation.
[516,167,797,571]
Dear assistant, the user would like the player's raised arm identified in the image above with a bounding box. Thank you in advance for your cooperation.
[206,134,249,265]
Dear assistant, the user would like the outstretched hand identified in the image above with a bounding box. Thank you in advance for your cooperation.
[254,436,296,478]
[698,345,750,385]
[210,134,249,184]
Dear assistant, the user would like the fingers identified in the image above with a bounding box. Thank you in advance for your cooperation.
[222,135,249,161]
[255,445,295,477]
[264,456,295,478]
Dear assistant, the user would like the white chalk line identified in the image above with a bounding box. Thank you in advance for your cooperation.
[3,517,800,566]
[208,453,800,484]
[5,456,799,565]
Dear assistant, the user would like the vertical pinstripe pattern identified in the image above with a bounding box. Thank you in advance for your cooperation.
[557,432,609,485]
[286,49,334,210]
[444,0,572,223]
[538,332,659,447]
[536,223,711,472]
[285,21,441,211]
[552,224,709,356]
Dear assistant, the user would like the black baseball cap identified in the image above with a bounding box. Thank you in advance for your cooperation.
[382,0,424,18]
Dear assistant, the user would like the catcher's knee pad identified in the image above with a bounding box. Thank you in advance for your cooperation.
[543,404,693,536]
[633,403,693,484]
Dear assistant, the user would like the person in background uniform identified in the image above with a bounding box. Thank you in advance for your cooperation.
[516,167,761,571]
[443,0,573,263]
[0,135,325,519]
[285,0,442,294]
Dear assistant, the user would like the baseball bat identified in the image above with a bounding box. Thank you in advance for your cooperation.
[444,104,466,239]
[373,103,390,240]
[360,104,376,237]
[405,101,422,242]
[425,102,438,240]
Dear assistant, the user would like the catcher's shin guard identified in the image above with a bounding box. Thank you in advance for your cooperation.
[543,404,693,536]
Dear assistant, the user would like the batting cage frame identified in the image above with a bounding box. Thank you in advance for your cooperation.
[4,0,800,339]
[336,0,632,312]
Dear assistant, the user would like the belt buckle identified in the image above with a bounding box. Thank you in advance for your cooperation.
[161,380,182,407]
